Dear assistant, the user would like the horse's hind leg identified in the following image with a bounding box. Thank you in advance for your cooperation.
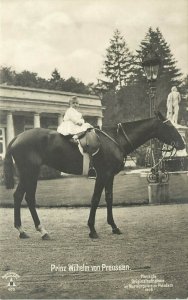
[24,171,50,240]
[14,182,29,239]
[105,175,122,235]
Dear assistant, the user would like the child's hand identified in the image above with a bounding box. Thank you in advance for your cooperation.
[77,119,84,125]
[77,121,83,125]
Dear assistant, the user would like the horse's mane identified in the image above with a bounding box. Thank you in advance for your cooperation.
[101,117,155,132]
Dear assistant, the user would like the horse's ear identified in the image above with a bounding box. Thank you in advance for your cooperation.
[154,111,166,121]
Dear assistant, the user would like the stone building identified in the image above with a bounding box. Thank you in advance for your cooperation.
[0,84,103,159]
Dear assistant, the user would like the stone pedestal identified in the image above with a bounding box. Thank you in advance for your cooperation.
[148,183,169,204]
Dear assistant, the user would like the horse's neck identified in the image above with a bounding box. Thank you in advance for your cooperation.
[119,118,157,154]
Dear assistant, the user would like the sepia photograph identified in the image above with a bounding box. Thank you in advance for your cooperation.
[0,0,188,298]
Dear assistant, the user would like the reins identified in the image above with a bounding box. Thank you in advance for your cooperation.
[147,119,177,171]
[95,125,137,165]
[151,145,176,171]
[150,119,177,170]
[96,123,142,160]
[95,128,120,148]
[117,123,135,152]
[96,119,177,168]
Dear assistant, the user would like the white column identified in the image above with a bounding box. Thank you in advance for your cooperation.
[97,117,102,129]
[58,114,64,126]
[34,113,40,128]
[6,112,15,145]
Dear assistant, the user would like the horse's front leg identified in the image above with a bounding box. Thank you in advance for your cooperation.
[105,175,122,235]
[88,176,105,239]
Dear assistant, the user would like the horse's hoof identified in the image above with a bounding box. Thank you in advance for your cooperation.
[112,228,122,235]
[19,232,30,239]
[89,232,99,239]
[42,233,51,240]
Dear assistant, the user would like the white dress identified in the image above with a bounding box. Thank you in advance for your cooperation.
[57,107,92,135]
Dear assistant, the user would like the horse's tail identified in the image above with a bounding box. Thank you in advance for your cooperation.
[3,137,17,189]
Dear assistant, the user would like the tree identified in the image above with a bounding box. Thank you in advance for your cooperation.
[48,68,65,90]
[100,29,134,90]
[0,65,97,95]
[36,76,49,89]
[180,74,188,95]
[14,70,39,87]
[0,67,16,84]
[50,68,61,82]
[135,27,182,114]
[61,77,90,94]
[101,27,184,125]
[179,74,188,124]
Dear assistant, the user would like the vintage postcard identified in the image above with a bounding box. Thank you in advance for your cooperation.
[0,0,188,299]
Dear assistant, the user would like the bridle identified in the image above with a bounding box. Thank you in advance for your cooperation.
[96,119,178,161]
[96,124,135,153]
[117,123,144,164]
[117,120,177,167]
[147,118,178,170]
[117,123,135,152]
[159,119,177,153]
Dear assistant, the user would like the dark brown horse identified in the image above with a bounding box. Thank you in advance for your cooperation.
[4,112,185,239]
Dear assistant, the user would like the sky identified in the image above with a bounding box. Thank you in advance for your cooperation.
[0,0,188,84]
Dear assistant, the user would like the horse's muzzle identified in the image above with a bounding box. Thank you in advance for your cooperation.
[174,141,185,150]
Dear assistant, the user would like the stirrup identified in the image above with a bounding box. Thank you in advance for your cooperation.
[88,167,97,179]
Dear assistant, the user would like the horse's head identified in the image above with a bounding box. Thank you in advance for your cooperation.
[154,111,185,150]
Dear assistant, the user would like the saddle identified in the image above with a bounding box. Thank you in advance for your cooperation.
[63,129,100,177]
[78,129,100,156]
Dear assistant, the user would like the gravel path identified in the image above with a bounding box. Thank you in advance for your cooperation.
[0,204,188,299]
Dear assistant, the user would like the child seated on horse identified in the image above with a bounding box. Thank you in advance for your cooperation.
[57,96,93,142]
